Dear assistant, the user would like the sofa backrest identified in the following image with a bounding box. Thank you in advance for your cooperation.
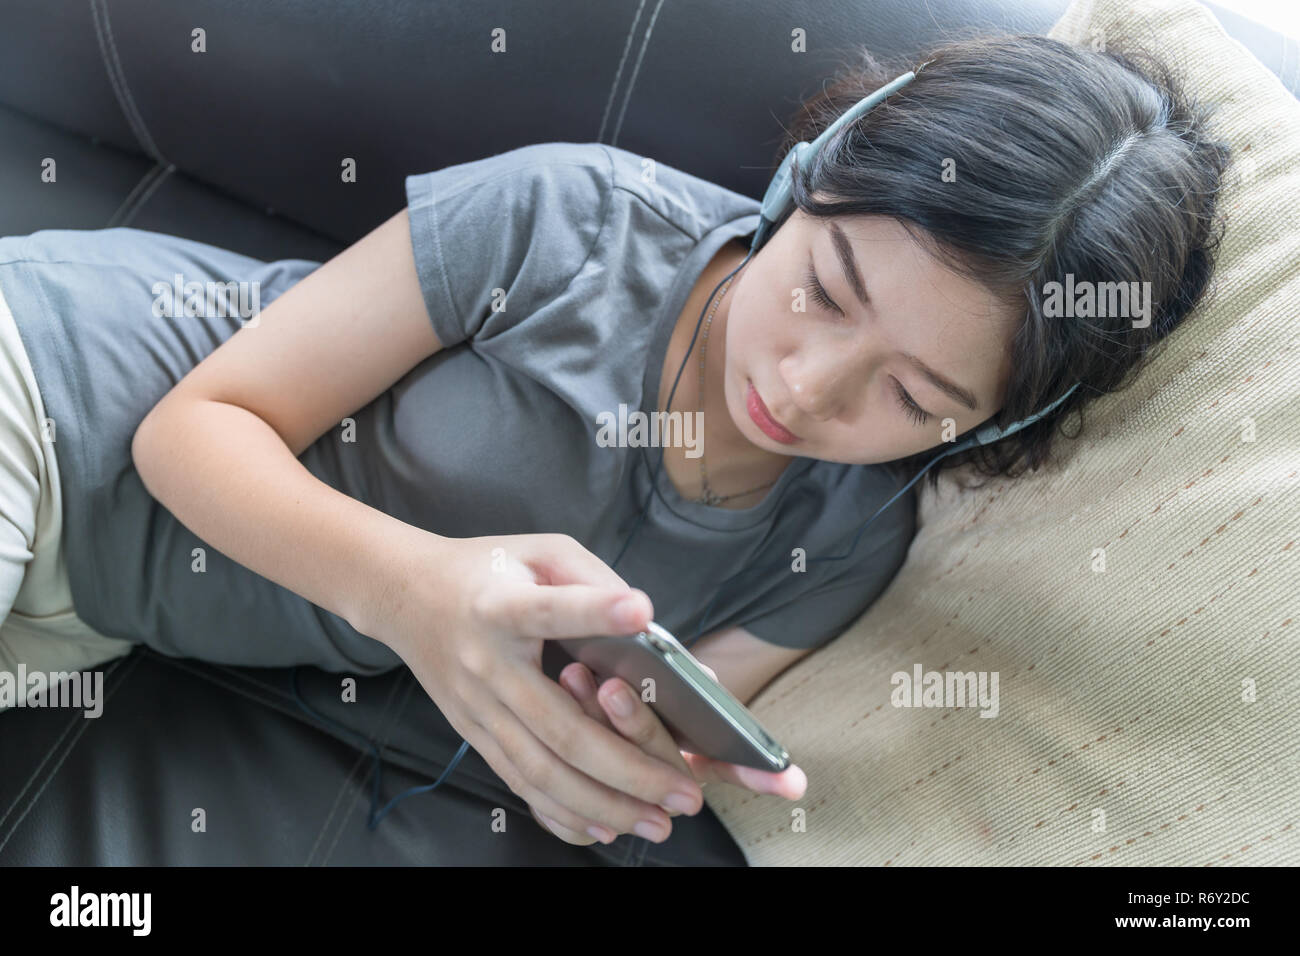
[7,0,1291,244]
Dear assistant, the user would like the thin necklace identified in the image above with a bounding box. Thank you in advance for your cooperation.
[691,273,779,507]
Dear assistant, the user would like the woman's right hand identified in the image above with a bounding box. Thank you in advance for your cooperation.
[355,529,703,845]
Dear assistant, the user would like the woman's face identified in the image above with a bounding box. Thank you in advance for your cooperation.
[721,209,1021,466]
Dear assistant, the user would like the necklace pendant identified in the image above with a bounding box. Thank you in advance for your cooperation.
[699,487,724,507]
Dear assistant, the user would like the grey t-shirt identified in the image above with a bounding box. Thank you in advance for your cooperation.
[0,141,915,673]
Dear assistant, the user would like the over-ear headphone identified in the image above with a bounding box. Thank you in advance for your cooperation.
[292,69,1081,830]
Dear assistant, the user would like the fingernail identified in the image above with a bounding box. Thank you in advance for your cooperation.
[607,685,635,717]
[613,593,644,630]
[663,792,698,814]
[634,819,669,842]
[565,667,595,697]
[587,825,616,844]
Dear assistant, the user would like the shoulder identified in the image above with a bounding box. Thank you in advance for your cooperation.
[404,141,614,221]
[403,142,615,286]
[598,144,762,241]
[402,143,619,346]
[402,141,757,245]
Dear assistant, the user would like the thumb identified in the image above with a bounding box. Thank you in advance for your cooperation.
[499,582,654,641]
[545,587,651,640]
[608,588,653,634]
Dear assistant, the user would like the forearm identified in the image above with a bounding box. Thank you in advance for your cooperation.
[131,397,449,641]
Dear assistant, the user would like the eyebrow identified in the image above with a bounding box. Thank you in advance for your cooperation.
[827,221,981,414]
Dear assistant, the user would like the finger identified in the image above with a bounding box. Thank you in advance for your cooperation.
[561,665,689,819]
[556,664,702,827]
[595,677,699,816]
[529,802,607,846]
[467,677,680,842]
[681,752,808,800]
[559,662,611,728]
[557,657,790,804]
[458,701,641,843]
[494,579,654,641]
[555,660,803,802]
[521,535,633,592]
[435,682,627,842]
[493,663,701,834]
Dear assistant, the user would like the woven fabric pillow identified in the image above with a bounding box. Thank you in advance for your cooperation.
[707,0,1300,866]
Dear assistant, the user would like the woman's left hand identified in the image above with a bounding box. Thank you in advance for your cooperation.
[527,661,807,846]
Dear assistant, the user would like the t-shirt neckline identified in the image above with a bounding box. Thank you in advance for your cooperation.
[638,213,814,531]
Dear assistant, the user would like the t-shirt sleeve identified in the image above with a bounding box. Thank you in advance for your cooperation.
[738,507,916,652]
[403,142,612,349]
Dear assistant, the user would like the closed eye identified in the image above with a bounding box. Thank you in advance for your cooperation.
[806,252,936,427]
[891,377,932,426]
[803,256,844,317]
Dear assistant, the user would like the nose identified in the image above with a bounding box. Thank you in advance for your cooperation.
[779,343,869,422]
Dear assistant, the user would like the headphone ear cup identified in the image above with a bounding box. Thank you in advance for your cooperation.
[758,141,803,225]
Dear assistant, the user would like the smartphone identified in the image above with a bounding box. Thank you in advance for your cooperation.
[556,621,791,772]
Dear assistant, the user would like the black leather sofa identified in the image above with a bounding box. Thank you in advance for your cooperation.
[1,0,1296,866]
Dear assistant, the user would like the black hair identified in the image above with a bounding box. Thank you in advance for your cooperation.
[773,33,1233,491]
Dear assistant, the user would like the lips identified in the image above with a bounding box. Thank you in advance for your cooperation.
[746,380,799,444]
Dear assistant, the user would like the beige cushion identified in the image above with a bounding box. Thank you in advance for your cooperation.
[707,0,1300,865]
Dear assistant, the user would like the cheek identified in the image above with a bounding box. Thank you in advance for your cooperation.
[730,284,793,356]
[724,290,763,355]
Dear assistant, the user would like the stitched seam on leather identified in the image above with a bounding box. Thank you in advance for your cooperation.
[302,671,409,865]
[322,674,419,864]
[633,834,651,865]
[0,652,142,858]
[146,656,325,724]
[126,658,527,861]
[87,0,168,164]
[596,0,646,143]
[607,0,667,147]
[150,651,322,709]
[145,653,508,827]
[320,673,418,865]
[0,652,137,835]
[106,162,176,228]
[143,653,402,749]
[104,163,162,227]
[622,834,640,865]
[303,748,375,867]
[590,831,639,866]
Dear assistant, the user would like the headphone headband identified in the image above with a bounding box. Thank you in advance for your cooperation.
[972,382,1081,446]
[752,70,917,250]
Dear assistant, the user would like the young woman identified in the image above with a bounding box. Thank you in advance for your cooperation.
[0,34,1230,853]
